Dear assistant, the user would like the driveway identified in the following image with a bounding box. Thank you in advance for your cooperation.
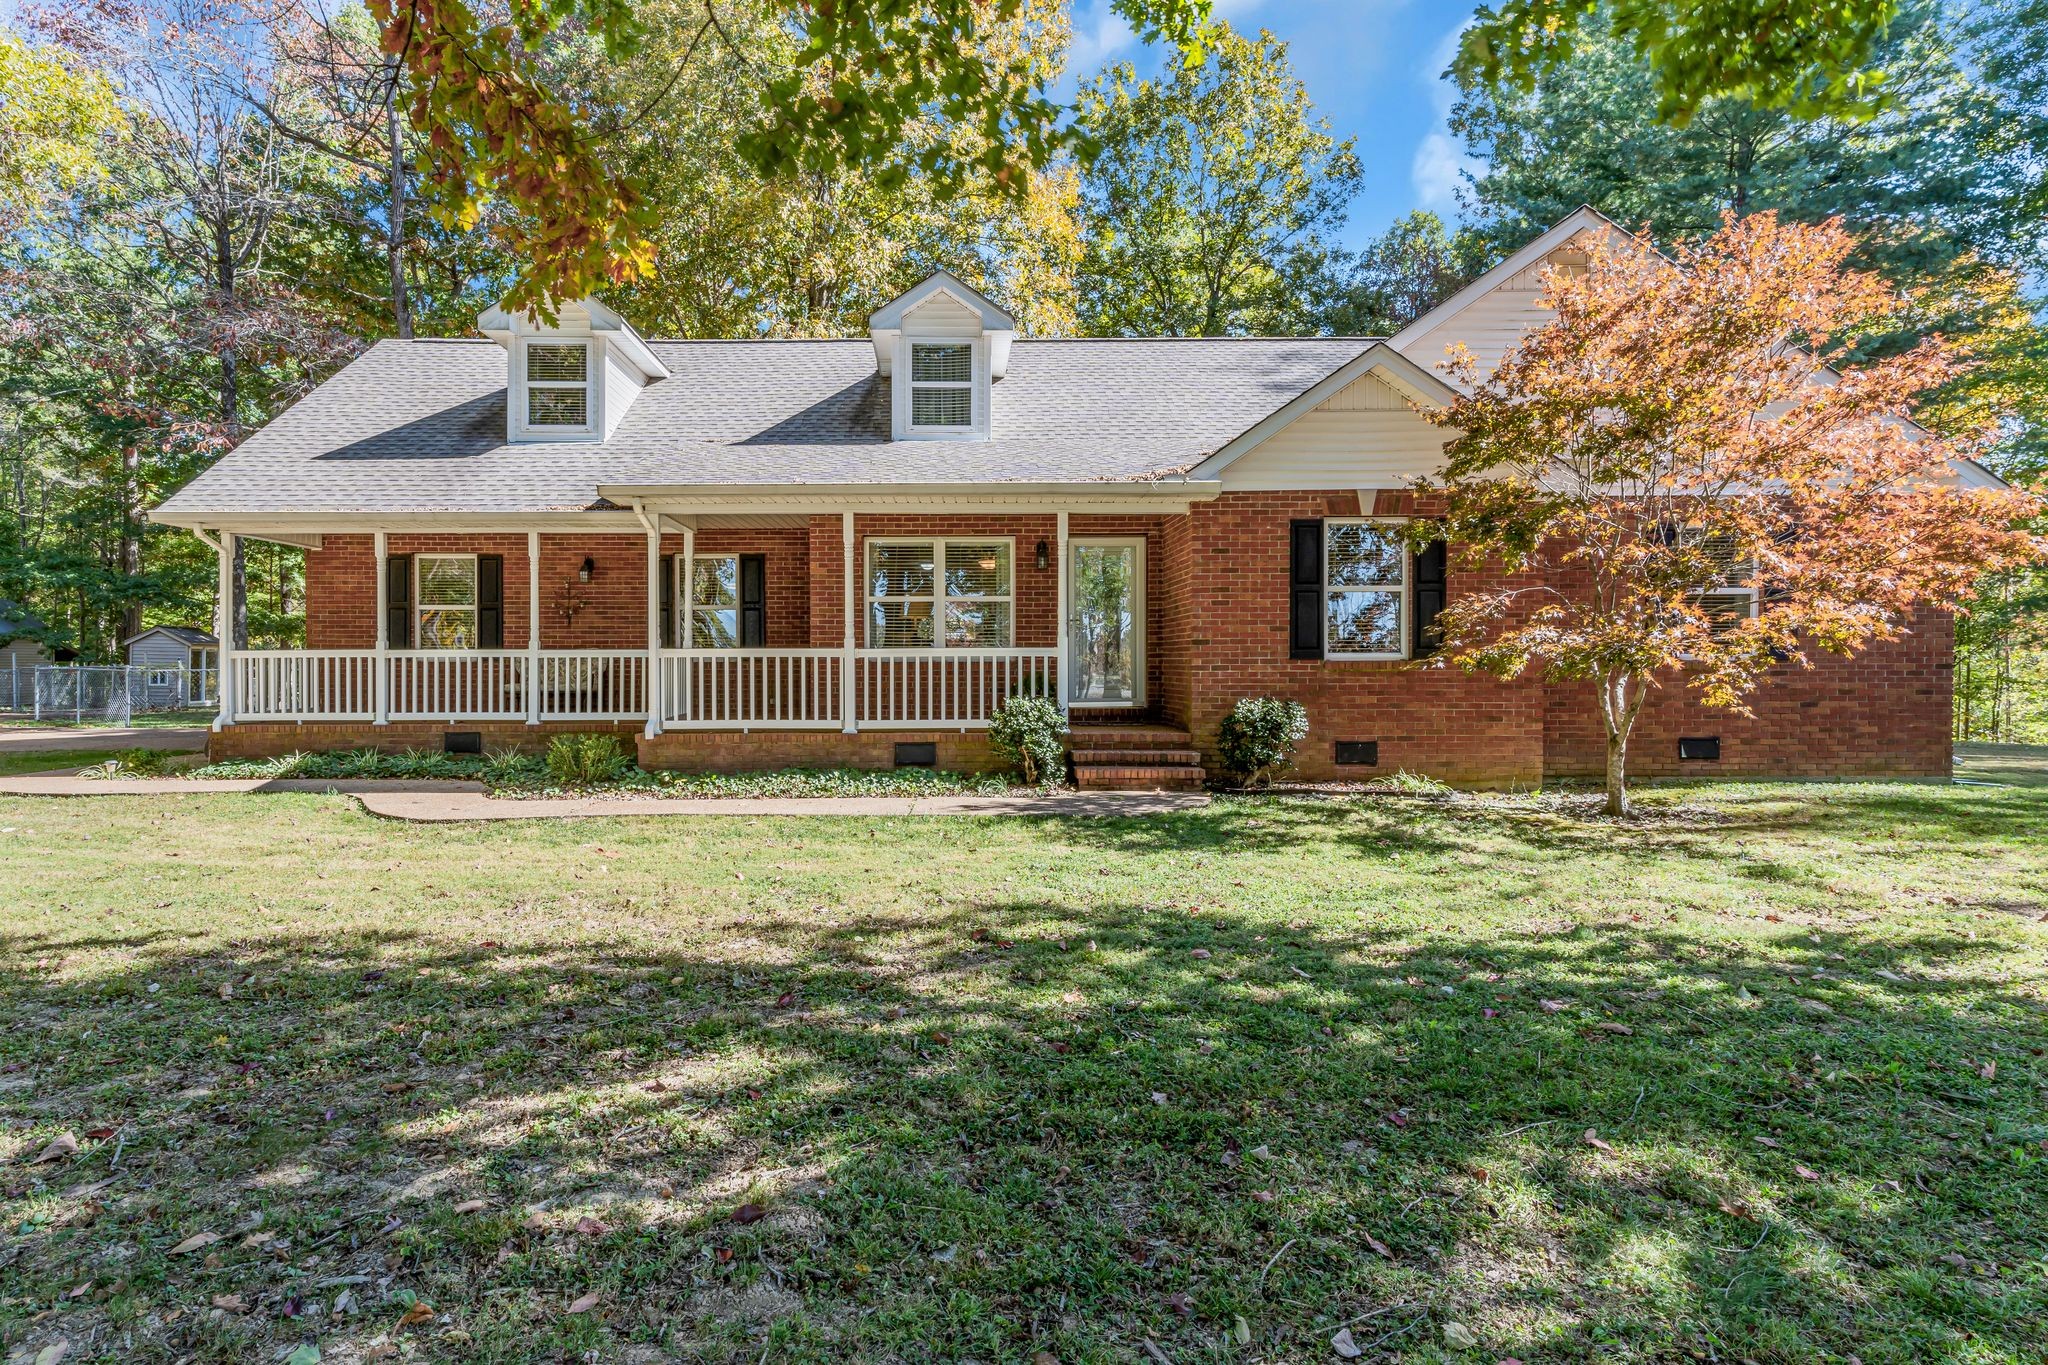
[0,726,209,754]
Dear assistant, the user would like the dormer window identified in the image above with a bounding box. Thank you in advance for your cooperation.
[525,341,590,429]
[909,343,975,429]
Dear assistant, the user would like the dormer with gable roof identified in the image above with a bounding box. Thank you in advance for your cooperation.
[478,297,671,444]
[867,271,1015,442]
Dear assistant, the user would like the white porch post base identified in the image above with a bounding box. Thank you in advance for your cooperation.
[1055,511,1070,717]
[372,530,390,724]
[644,527,663,739]
[840,512,857,734]
[527,530,542,725]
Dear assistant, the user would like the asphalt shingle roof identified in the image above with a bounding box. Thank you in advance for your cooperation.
[152,335,1375,518]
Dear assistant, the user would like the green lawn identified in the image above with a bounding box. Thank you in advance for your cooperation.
[0,749,139,778]
[0,785,2043,1364]
[0,708,215,731]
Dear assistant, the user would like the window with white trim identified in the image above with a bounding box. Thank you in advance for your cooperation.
[689,555,740,648]
[524,340,590,429]
[415,554,479,649]
[867,539,1012,648]
[1324,520,1408,659]
[145,668,176,687]
[1677,527,1760,636]
[908,343,974,429]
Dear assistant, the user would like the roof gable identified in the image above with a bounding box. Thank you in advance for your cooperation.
[1185,342,1459,482]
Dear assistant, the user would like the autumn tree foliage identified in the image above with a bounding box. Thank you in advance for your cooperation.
[1417,213,2043,815]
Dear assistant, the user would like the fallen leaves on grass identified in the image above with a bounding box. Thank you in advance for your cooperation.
[1362,1232,1393,1257]
[730,1203,767,1224]
[574,1215,610,1237]
[1441,1320,1479,1349]
[450,1199,487,1215]
[1794,1165,1823,1181]
[1330,1327,1363,1358]
[565,1292,600,1314]
[169,1231,221,1255]
[1584,1130,1615,1154]
[28,1132,78,1164]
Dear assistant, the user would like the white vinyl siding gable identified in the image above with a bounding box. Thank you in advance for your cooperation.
[1219,374,1453,491]
[1396,247,1590,385]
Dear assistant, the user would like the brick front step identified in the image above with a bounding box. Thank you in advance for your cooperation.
[1067,725,1194,750]
[1070,748,1203,767]
[1073,764,1207,791]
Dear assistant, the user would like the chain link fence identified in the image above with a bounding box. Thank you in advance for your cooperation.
[2,662,218,721]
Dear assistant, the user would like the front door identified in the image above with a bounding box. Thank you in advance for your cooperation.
[1068,538,1145,707]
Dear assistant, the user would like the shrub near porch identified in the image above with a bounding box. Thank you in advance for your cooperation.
[2,782,2044,1363]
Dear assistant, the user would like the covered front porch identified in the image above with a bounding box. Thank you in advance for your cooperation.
[195,493,1179,759]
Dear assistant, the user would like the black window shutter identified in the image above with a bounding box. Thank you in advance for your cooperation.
[659,555,675,647]
[477,554,504,647]
[740,553,767,648]
[1289,519,1324,660]
[385,554,412,648]
[1412,539,1448,658]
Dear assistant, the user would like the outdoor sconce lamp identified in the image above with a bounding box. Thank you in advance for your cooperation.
[578,556,596,583]
[1035,540,1049,571]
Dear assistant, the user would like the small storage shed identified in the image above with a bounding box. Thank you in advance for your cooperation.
[122,626,219,706]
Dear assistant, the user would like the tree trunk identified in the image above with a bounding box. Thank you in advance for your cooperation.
[1598,670,1643,817]
[1604,725,1630,817]
[384,56,412,340]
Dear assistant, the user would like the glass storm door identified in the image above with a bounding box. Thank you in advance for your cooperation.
[1068,539,1144,707]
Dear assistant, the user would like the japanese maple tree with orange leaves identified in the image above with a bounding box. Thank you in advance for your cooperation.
[1416,212,2042,815]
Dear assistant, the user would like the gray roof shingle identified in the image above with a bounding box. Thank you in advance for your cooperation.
[152,335,1374,518]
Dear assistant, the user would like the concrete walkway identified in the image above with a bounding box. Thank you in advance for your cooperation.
[0,774,1208,819]
[0,725,209,753]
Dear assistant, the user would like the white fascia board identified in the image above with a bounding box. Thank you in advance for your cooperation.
[1184,343,1460,481]
[595,480,1224,511]
[478,297,668,381]
[148,511,656,534]
[1388,205,1622,356]
[867,270,1016,332]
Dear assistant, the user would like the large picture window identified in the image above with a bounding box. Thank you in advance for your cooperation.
[1324,521,1407,659]
[867,539,1012,648]
[524,340,590,429]
[415,554,479,649]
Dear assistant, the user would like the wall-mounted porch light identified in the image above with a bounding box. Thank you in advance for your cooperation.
[1034,540,1049,571]
[578,556,596,583]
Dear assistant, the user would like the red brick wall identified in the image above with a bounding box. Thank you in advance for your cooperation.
[1165,490,1548,787]
[664,527,811,648]
[1542,604,1954,781]
[639,728,998,773]
[306,533,537,649]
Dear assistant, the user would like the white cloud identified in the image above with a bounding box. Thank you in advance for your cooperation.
[1068,1,1139,74]
[1410,15,1483,214]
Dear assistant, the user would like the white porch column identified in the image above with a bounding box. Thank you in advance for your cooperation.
[372,529,390,725]
[678,523,694,724]
[213,530,236,730]
[525,530,541,725]
[1055,511,1070,716]
[644,526,663,739]
[841,511,857,733]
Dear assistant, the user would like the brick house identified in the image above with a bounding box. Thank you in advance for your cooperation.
[150,209,1999,787]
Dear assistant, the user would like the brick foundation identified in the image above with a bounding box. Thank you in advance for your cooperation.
[207,719,643,761]
[637,729,998,773]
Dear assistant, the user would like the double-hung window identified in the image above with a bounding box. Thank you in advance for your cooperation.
[524,340,590,430]
[1677,528,1759,635]
[867,539,1012,648]
[908,343,974,430]
[689,555,740,648]
[1323,520,1408,660]
[415,554,479,649]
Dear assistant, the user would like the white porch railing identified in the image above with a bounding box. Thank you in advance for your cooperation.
[662,649,843,729]
[536,650,648,721]
[233,650,378,720]
[225,647,1058,730]
[855,648,1059,729]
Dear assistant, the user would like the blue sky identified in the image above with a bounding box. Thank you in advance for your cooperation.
[1055,0,1482,251]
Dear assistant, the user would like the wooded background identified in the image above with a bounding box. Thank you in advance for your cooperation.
[2,0,2041,735]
